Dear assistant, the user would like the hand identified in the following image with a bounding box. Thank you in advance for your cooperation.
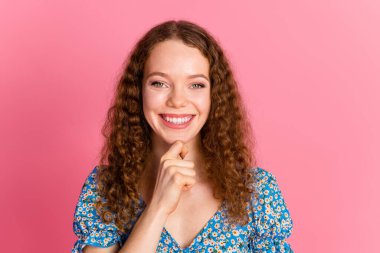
[148,140,197,216]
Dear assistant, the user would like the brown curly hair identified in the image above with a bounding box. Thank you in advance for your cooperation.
[94,20,258,233]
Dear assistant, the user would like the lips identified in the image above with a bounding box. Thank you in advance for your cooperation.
[160,113,195,117]
[159,113,195,129]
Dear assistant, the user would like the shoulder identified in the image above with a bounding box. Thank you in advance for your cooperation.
[71,166,122,252]
[249,166,293,238]
[250,166,274,182]
[75,166,102,204]
[246,167,294,251]
[248,166,287,200]
[82,166,99,190]
[85,165,99,185]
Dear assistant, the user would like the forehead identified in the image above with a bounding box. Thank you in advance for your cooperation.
[144,39,210,78]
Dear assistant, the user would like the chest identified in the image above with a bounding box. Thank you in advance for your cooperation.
[163,184,223,249]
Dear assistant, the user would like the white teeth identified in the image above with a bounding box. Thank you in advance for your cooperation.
[163,116,192,124]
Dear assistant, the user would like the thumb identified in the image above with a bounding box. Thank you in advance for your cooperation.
[165,140,188,160]
[179,142,189,160]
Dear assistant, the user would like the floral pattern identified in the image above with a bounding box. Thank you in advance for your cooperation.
[72,166,293,252]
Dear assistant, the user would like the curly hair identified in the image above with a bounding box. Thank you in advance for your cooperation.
[94,20,258,233]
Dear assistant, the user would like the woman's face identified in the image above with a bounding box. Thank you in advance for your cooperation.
[142,39,211,146]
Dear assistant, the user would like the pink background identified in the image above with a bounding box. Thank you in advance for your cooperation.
[1,0,379,252]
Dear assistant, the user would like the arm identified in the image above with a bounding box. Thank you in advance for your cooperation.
[83,245,119,253]
[71,167,124,253]
[119,141,195,252]
[76,195,168,253]
[76,141,195,253]
[117,203,168,253]
[82,197,171,253]
[79,188,169,253]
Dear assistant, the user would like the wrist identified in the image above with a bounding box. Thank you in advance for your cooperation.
[145,202,169,221]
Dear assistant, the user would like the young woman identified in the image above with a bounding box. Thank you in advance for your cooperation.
[72,20,294,253]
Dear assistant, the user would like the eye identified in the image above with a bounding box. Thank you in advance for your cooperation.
[150,81,166,88]
[191,83,206,89]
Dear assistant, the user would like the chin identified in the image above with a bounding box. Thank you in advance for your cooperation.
[161,135,195,145]
[164,137,189,144]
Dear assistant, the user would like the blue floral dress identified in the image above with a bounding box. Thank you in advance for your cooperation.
[71,166,294,252]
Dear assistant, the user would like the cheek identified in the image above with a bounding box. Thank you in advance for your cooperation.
[193,93,211,114]
[142,91,165,112]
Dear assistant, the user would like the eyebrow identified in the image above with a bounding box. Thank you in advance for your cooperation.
[145,71,209,82]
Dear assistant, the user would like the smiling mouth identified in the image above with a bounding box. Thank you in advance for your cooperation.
[159,114,195,125]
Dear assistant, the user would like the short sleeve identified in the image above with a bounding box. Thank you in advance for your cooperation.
[250,167,294,253]
[71,166,122,253]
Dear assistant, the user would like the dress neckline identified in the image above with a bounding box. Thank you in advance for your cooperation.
[137,191,226,250]
[164,201,225,250]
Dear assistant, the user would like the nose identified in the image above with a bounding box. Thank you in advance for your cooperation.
[167,85,188,108]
